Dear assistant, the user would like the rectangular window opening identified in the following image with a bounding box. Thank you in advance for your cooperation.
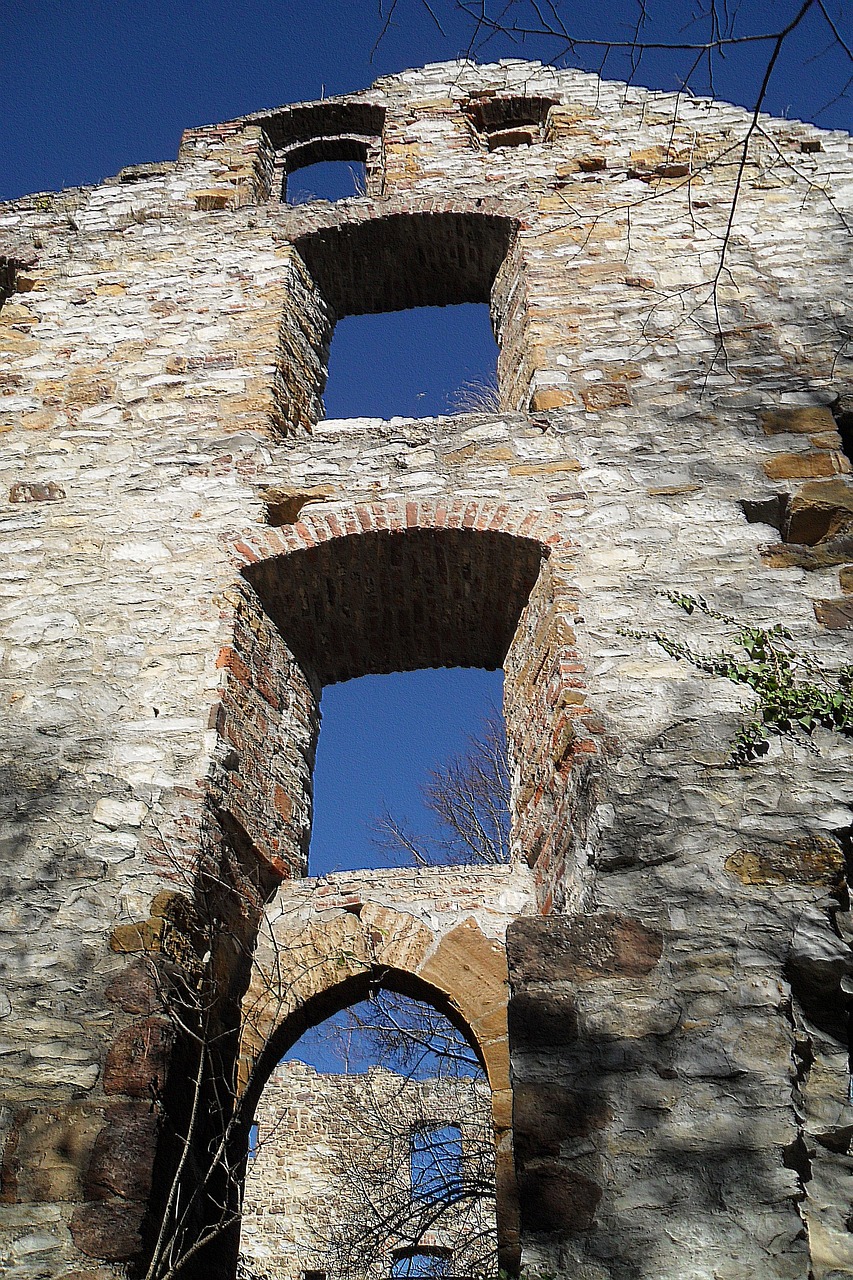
[321,304,499,422]
[411,1124,463,1203]
[286,161,366,204]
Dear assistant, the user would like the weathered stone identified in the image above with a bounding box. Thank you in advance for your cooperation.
[8,481,65,503]
[517,1165,602,1232]
[580,383,631,410]
[83,1103,157,1202]
[760,406,838,435]
[507,989,578,1046]
[508,914,663,984]
[726,836,845,886]
[786,476,853,544]
[1,54,852,1280]
[764,451,850,480]
[102,1018,173,1097]
[69,1199,145,1262]
[1,1106,104,1204]
[814,598,853,629]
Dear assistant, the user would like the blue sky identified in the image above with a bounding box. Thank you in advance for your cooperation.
[1,1,850,204]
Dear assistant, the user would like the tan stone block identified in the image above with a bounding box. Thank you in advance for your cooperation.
[358,902,433,973]
[418,918,508,1027]
[20,412,57,431]
[840,565,853,593]
[63,372,117,409]
[806,1216,853,1279]
[4,1104,104,1203]
[509,457,581,475]
[787,476,853,543]
[260,486,337,526]
[576,262,626,283]
[478,445,515,461]
[528,389,578,412]
[491,1087,514,1131]
[480,1037,511,1092]
[109,919,164,954]
[282,912,371,1006]
[191,189,232,210]
[763,451,850,480]
[470,1002,509,1046]
[0,329,40,354]
[726,836,844,886]
[581,382,631,410]
[95,284,126,296]
[0,303,38,326]
[760,405,837,435]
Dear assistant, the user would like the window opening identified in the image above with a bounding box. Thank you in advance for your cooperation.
[247,1121,259,1161]
[391,1247,452,1277]
[309,668,505,876]
[411,1126,463,1202]
[465,95,556,150]
[285,159,366,205]
[322,303,499,420]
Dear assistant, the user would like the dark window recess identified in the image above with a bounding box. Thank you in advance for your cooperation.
[833,394,853,465]
[411,1125,463,1202]
[302,1271,327,1280]
[465,95,557,149]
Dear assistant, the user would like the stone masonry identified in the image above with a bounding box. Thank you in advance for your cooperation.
[239,1059,496,1280]
[0,54,852,1280]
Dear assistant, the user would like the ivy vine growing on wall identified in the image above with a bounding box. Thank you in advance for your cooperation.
[621,593,853,765]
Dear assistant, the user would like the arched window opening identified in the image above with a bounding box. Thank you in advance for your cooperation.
[239,990,498,1280]
[309,668,506,877]
[391,1247,453,1277]
[246,100,384,203]
[322,304,498,420]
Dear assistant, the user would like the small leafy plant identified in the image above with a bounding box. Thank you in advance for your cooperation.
[621,592,853,764]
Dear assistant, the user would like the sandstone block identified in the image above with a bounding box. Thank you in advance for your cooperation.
[760,406,838,435]
[508,914,663,985]
[725,836,845,886]
[764,451,850,481]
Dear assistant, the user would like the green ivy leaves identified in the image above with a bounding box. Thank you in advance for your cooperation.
[620,592,853,765]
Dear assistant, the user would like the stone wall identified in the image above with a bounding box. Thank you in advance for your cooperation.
[0,55,851,1280]
[239,1060,496,1280]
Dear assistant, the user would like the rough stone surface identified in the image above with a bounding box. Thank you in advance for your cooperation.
[0,55,851,1280]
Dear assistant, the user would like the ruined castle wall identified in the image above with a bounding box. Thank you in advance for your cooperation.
[239,1060,496,1280]
[0,56,850,1280]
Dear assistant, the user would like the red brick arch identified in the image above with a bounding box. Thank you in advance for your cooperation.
[216,499,603,908]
